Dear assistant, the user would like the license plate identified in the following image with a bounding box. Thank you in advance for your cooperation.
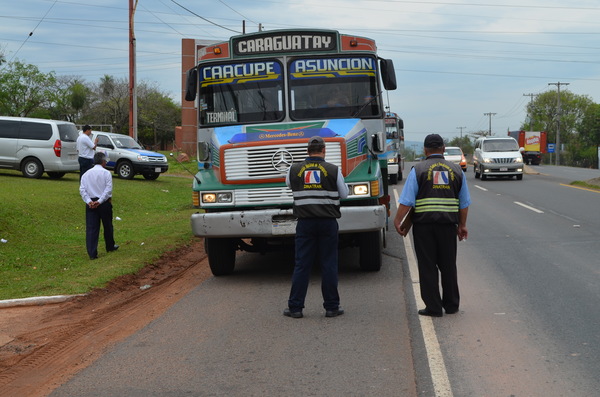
[500,167,508,172]
[155,167,162,173]
[272,219,297,235]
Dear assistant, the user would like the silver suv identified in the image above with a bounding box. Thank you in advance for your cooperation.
[0,116,79,178]
[473,136,524,180]
[91,131,168,180]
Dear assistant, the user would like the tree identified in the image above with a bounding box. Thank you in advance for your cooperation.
[137,82,181,149]
[0,60,57,116]
[80,75,129,133]
[526,90,595,166]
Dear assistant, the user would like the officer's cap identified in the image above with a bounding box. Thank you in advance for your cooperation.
[424,134,444,148]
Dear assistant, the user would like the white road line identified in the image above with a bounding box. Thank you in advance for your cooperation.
[514,201,544,213]
[474,185,488,191]
[392,189,453,397]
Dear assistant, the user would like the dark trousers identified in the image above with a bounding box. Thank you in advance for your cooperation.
[79,157,94,180]
[412,223,459,314]
[288,218,340,312]
[85,200,115,259]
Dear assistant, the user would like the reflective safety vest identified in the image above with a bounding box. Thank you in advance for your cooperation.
[412,156,463,224]
[288,157,342,219]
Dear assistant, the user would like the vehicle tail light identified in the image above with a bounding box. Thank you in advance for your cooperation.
[53,139,62,157]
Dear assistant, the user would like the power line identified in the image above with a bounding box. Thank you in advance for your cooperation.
[170,0,241,34]
[8,0,59,63]
[217,0,259,25]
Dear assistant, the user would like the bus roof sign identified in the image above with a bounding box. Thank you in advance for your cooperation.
[232,31,337,56]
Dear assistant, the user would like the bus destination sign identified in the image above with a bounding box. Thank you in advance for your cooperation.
[232,31,337,56]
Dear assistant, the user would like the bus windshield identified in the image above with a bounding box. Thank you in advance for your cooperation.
[385,119,398,139]
[198,60,284,126]
[289,56,380,120]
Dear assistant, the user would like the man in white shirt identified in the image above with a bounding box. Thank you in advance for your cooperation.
[79,152,118,260]
[76,125,98,179]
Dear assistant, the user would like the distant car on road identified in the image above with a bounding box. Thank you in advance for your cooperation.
[473,136,523,180]
[444,146,467,171]
[91,131,168,180]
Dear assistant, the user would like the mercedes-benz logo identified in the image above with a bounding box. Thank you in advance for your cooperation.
[271,150,294,172]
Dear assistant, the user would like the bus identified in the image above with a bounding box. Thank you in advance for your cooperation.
[183,29,397,276]
[383,112,404,184]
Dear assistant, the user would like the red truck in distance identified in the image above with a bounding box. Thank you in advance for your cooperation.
[508,130,547,165]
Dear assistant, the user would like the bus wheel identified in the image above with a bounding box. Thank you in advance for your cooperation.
[205,238,236,276]
[389,173,398,185]
[359,230,382,271]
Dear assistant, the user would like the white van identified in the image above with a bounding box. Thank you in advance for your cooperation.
[0,116,79,178]
[473,136,524,180]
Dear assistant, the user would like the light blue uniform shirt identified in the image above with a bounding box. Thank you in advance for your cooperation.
[399,156,471,209]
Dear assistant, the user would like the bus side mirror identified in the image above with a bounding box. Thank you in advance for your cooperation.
[380,59,397,91]
[371,131,385,154]
[185,68,198,102]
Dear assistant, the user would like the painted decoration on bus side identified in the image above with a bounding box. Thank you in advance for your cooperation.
[290,57,376,79]
[229,127,338,143]
[199,61,282,87]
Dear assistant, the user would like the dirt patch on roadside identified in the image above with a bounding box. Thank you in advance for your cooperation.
[0,239,210,397]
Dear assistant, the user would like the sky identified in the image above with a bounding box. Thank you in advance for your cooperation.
[1,0,599,143]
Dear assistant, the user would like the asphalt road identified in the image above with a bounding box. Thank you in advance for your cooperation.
[433,164,600,396]
[50,228,419,396]
[50,163,600,397]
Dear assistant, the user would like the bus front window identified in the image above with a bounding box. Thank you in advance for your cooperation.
[198,60,284,126]
[289,56,381,120]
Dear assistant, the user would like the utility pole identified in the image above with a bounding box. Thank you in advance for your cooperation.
[129,0,138,140]
[484,113,496,135]
[456,126,466,148]
[523,93,536,130]
[548,82,569,166]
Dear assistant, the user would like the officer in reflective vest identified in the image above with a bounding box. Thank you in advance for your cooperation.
[284,135,349,319]
[394,134,471,317]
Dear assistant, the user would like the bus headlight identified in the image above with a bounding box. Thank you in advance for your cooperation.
[201,192,233,204]
[352,184,369,195]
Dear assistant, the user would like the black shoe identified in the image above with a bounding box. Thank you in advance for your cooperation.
[283,308,303,318]
[325,307,344,317]
[90,256,98,260]
[107,245,119,252]
[445,309,459,314]
[418,309,443,317]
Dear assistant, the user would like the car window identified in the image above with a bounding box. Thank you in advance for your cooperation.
[96,135,113,148]
[483,139,518,152]
[445,148,462,156]
[0,120,20,138]
[19,122,52,140]
[57,124,79,142]
[113,136,142,149]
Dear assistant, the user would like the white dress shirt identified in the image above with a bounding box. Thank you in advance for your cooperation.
[80,165,113,204]
[77,133,95,159]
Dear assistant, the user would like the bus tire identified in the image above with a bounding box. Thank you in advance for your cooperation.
[359,230,382,271]
[205,238,236,276]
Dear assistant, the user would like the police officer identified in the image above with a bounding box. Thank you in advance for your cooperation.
[284,136,349,318]
[394,134,470,317]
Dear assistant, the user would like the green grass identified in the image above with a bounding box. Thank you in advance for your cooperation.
[571,180,600,190]
[0,157,201,300]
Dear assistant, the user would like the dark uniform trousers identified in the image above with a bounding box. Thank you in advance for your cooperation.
[85,199,115,259]
[288,218,340,312]
[78,157,94,180]
[412,223,460,314]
